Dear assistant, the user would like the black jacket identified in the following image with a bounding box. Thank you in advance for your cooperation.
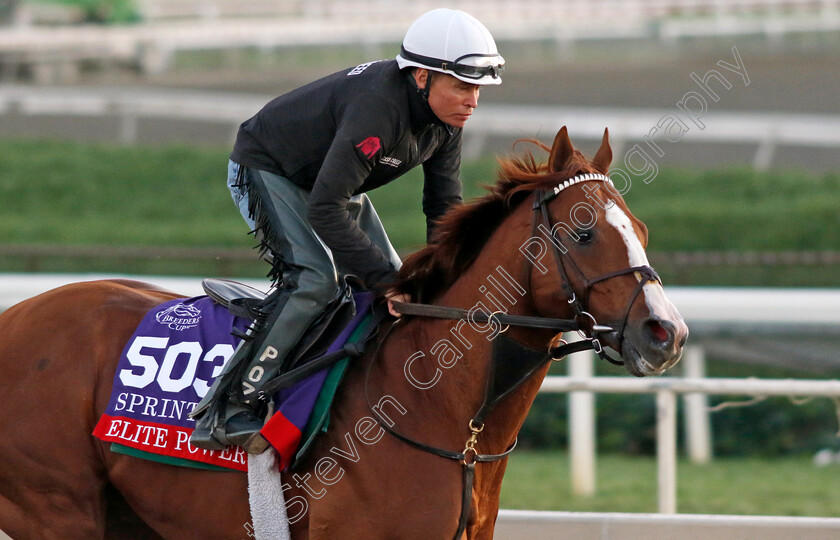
[231,60,463,286]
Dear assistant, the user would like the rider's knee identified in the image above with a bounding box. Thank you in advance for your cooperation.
[295,271,342,308]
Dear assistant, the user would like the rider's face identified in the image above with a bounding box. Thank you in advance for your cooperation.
[414,69,480,129]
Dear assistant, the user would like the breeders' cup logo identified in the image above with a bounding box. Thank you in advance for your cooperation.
[155,302,202,331]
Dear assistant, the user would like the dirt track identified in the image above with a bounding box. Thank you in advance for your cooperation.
[1,35,838,171]
[130,37,840,114]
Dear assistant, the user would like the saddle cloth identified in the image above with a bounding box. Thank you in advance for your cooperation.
[93,292,373,472]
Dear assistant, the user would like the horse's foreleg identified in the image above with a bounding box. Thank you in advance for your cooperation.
[465,460,508,540]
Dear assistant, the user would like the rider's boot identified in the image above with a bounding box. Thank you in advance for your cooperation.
[189,337,267,451]
[189,285,308,453]
[191,336,251,420]
[189,395,264,450]
[188,287,287,452]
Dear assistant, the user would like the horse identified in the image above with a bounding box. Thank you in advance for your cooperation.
[0,127,688,539]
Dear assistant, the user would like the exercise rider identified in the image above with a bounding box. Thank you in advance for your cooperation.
[189,8,505,452]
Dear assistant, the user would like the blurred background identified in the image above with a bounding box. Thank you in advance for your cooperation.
[0,0,839,516]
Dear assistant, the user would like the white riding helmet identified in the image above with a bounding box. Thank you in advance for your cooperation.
[396,8,504,86]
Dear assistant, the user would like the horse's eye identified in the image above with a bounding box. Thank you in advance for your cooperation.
[575,230,594,245]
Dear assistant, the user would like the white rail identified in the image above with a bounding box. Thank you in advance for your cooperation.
[3,0,840,82]
[3,274,840,325]
[0,273,269,310]
[541,375,840,397]
[493,509,840,539]
[130,0,840,24]
[541,371,840,513]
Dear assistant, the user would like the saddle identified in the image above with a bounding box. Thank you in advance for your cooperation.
[203,278,267,320]
[202,278,386,469]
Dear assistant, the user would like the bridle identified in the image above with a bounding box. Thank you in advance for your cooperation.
[367,172,663,539]
[531,172,662,365]
[391,173,663,363]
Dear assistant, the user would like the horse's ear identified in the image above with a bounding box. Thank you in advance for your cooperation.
[592,128,612,173]
[548,126,574,173]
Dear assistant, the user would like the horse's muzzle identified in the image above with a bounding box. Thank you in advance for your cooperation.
[620,315,689,377]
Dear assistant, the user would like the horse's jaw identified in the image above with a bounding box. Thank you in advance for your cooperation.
[618,339,684,377]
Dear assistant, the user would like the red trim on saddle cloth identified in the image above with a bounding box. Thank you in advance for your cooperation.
[260,411,302,471]
[93,413,248,472]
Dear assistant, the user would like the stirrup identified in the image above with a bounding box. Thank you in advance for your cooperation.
[189,405,227,450]
[189,401,271,453]
[190,375,229,420]
[189,427,226,451]
[239,399,275,454]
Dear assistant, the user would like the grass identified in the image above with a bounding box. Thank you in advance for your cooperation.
[0,141,245,246]
[622,167,840,252]
[499,450,840,517]
[0,138,838,285]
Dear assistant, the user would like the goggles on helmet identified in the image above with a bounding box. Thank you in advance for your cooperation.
[400,46,505,81]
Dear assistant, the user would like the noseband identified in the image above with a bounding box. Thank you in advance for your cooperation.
[532,173,662,365]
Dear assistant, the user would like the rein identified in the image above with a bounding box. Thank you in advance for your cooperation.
[391,301,610,333]
[391,301,612,360]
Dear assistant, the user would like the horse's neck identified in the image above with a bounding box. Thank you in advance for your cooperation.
[389,203,562,454]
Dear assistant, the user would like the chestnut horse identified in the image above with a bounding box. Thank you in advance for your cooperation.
[0,127,687,539]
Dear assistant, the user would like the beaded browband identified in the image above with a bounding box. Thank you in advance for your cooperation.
[535,173,614,207]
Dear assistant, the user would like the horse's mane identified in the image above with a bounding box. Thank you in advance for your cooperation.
[393,140,600,302]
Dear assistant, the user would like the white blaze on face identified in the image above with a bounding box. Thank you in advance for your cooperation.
[604,203,673,315]
[605,203,648,268]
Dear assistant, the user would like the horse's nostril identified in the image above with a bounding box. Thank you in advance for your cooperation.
[645,319,671,345]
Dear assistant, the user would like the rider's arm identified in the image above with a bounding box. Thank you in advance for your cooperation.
[306,104,399,289]
[421,129,463,242]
